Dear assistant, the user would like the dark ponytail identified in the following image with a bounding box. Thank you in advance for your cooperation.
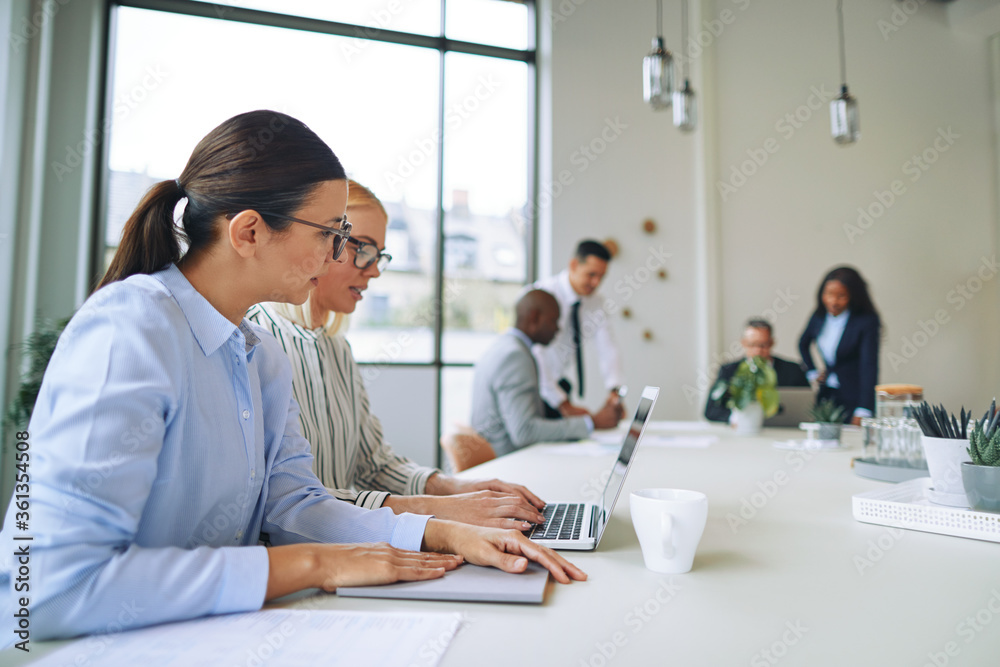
[99,180,186,288]
[98,110,346,289]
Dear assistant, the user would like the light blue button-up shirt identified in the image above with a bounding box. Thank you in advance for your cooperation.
[815,311,850,388]
[1,265,429,641]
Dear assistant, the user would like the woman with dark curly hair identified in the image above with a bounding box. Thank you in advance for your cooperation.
[798,266,881,425]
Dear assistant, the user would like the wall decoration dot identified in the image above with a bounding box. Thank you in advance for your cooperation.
[622,307,632,319]
[643,329,653,340]
[603,238,619,258]
[658,269,668,280]
[643,218,656,234]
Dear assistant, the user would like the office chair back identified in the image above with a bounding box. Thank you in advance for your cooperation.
[441,428,497,472]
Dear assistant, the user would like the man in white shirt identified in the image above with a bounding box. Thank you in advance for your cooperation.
[532,240,625,420]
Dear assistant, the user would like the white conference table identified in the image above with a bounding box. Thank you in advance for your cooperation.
[9,424,1000,666]
[299,423,1000,666]
[313,423,999,666]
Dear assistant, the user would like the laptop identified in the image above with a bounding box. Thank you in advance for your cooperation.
[763,387,816,427]
[527,385,659,551]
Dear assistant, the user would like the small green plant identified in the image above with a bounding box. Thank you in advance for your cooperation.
[3,316,71,433]
[968,401,1000,466]
[809,399,846,424]
[710,355,779,417]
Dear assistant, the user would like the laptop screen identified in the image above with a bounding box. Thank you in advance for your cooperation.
[598,386,659,524]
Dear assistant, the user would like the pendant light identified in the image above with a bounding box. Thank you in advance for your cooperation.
[830,0,859,144]
[642,0,674,110]
[672,0,696,131]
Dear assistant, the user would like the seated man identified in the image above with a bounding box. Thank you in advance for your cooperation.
[704,318,810,422]
[472,289,622,456]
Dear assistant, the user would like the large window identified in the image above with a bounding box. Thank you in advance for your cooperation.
[102,0,536,464]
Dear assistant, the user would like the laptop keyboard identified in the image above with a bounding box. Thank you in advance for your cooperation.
[528,503,585,541]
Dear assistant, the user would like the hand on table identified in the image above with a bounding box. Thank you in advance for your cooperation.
[592,396,625,430]
[423,519,588,584]
[265,543,464,600]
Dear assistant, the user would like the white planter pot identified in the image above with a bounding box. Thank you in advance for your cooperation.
[921,435,972,500]
[732,402,764,435]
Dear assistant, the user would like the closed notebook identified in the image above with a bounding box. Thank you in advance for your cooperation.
[337,562,550,604]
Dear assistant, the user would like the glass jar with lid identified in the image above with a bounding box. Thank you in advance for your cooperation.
[875,384,924,419]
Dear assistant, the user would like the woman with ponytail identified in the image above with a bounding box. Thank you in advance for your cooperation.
[1,111,584,642]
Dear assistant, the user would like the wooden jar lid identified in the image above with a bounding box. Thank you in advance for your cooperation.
[875,384,924,395]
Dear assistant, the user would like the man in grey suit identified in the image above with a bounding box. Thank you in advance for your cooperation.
[472,290,623,457]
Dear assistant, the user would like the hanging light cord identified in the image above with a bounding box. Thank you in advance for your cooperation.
[656,0,663,40]
[837,0,847,86]
[680,0,688,80]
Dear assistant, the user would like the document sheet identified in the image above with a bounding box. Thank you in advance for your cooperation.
[30,609,463,667]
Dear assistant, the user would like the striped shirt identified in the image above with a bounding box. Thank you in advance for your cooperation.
[247,303,437,509]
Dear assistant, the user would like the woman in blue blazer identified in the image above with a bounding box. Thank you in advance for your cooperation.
[798,266,881,424]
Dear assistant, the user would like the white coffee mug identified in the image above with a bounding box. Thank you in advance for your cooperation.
[630,489,708,574]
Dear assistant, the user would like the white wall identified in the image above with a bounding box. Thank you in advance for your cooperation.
[546,0,702,419]
[547,0,1000,417]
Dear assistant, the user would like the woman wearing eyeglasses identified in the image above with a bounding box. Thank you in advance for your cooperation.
[0,111,584,642]
[247,181,548,530]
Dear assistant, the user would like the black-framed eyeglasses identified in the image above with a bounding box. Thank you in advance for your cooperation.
[347,237,392,272]
[257,211,352,261]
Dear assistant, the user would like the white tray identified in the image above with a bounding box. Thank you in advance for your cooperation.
[852,477,1000,543]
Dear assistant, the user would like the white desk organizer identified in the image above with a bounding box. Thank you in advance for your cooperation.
[852,477,1000,543]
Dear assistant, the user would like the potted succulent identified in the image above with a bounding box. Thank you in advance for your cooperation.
[710,355,779,435]
[912,402,971,506]
[962,403,1000,512]
[808,399,846,441]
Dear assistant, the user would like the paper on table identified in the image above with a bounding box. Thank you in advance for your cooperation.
[30,609,463,667]
[644,420,711,432]
[639,434,717,448]
[547,440,620,455]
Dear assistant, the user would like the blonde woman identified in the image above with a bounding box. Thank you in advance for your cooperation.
[1,113,583,642]
[248,181,548,530]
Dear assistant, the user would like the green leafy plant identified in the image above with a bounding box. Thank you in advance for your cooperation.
[3,316,71,433]
[968,401,1000,466]
[710,356,779,417]
[809,399,846,424]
